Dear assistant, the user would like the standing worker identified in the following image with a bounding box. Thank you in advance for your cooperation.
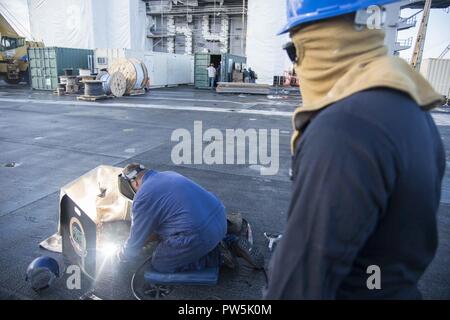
[243,68,250,83]
[215,64,221,87]
[207,63,216,89]
[248,68,257,83]
[264,0,445,299]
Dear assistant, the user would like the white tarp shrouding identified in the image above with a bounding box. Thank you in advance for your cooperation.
[246,0,292,85]
[26,0,147,50]
[0,0,32,38]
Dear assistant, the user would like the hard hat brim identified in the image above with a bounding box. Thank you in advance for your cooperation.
[278,0,399,35]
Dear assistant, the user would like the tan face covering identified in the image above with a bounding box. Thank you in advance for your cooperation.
[290,16,444,154]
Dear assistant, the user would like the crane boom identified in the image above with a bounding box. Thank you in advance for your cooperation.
[438,44,450,59]
[410,0,432,70]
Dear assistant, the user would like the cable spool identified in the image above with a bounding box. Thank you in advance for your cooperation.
[65,76,77,86]
[99,73,111,95]
[83,80,105,97]
[109,72,127,97]
[133,59,144,90]
[59,75,76,85]
[95,70,108,81]
[60,76,79,93]
[109,58,148,95]
[140,59,149,90]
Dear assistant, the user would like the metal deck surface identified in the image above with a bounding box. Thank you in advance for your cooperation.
[0,83,449,299]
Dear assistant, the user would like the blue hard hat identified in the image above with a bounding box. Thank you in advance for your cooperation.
[25,256,60,291]
[279,0,400,34]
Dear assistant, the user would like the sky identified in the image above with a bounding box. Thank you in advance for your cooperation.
[398,7,450,61]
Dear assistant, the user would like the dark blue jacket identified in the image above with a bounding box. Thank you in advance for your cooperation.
[122,170,227,262]
[265,88,445,299]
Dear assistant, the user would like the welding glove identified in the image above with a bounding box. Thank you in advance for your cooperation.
[115,246,130,264]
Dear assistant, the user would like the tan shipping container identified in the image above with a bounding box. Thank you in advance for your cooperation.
[420,58,450,98]
[94,49,194,87]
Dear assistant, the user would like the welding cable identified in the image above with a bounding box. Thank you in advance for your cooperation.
[262,267,269,285]
[130,246,270,300]
[130,255,153,300]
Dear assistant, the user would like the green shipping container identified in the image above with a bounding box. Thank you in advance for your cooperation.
[28,47,94,90]
[194,53,246,89]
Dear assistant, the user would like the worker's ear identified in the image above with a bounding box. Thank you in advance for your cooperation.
[131,179,139,191]
[134,177,143,190]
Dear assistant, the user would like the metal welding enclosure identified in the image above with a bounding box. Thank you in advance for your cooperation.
[194,53,247,89]
[28,47,94,90]
[61,194,97,277]
[59,165,131,279]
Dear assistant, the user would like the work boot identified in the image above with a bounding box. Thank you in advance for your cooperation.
[240,218,253,245]
[230,237,265,270]
[219,241,238,269]
[144,284,172,299]
[226,212,243,235]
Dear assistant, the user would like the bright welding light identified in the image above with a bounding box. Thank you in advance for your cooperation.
[101,243,118,257]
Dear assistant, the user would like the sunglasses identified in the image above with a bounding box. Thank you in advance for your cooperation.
[283,41,297,63]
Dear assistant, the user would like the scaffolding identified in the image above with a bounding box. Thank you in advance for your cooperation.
[143,0,247,55]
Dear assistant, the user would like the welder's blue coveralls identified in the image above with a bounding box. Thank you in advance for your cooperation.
[121,170,227,272]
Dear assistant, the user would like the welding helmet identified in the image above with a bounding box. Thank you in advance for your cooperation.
[25,256,60,292]
[279,0,400,34]
[118,164,146,201]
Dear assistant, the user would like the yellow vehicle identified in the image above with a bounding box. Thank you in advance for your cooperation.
[0,14,43,84]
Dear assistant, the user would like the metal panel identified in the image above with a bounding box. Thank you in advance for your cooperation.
[194,53,246,87]
[405,0,450,9]
[28,47,58,90]
[55,48,93,77]
[144,52,169,86]
[420,58,450,97]
[194,53,211,88]
[28,47,93,90]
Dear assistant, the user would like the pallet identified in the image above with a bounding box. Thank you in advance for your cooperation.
[79,76,96,82]
[125,88,146,96]
[53,88,65,96]
[77,95,112,101]
[270,86,301,96]
[65,84,80,94]
[216,82,271,95]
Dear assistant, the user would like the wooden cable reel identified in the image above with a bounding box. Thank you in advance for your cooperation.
[109,72,127,97]
[108,58,148,95]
